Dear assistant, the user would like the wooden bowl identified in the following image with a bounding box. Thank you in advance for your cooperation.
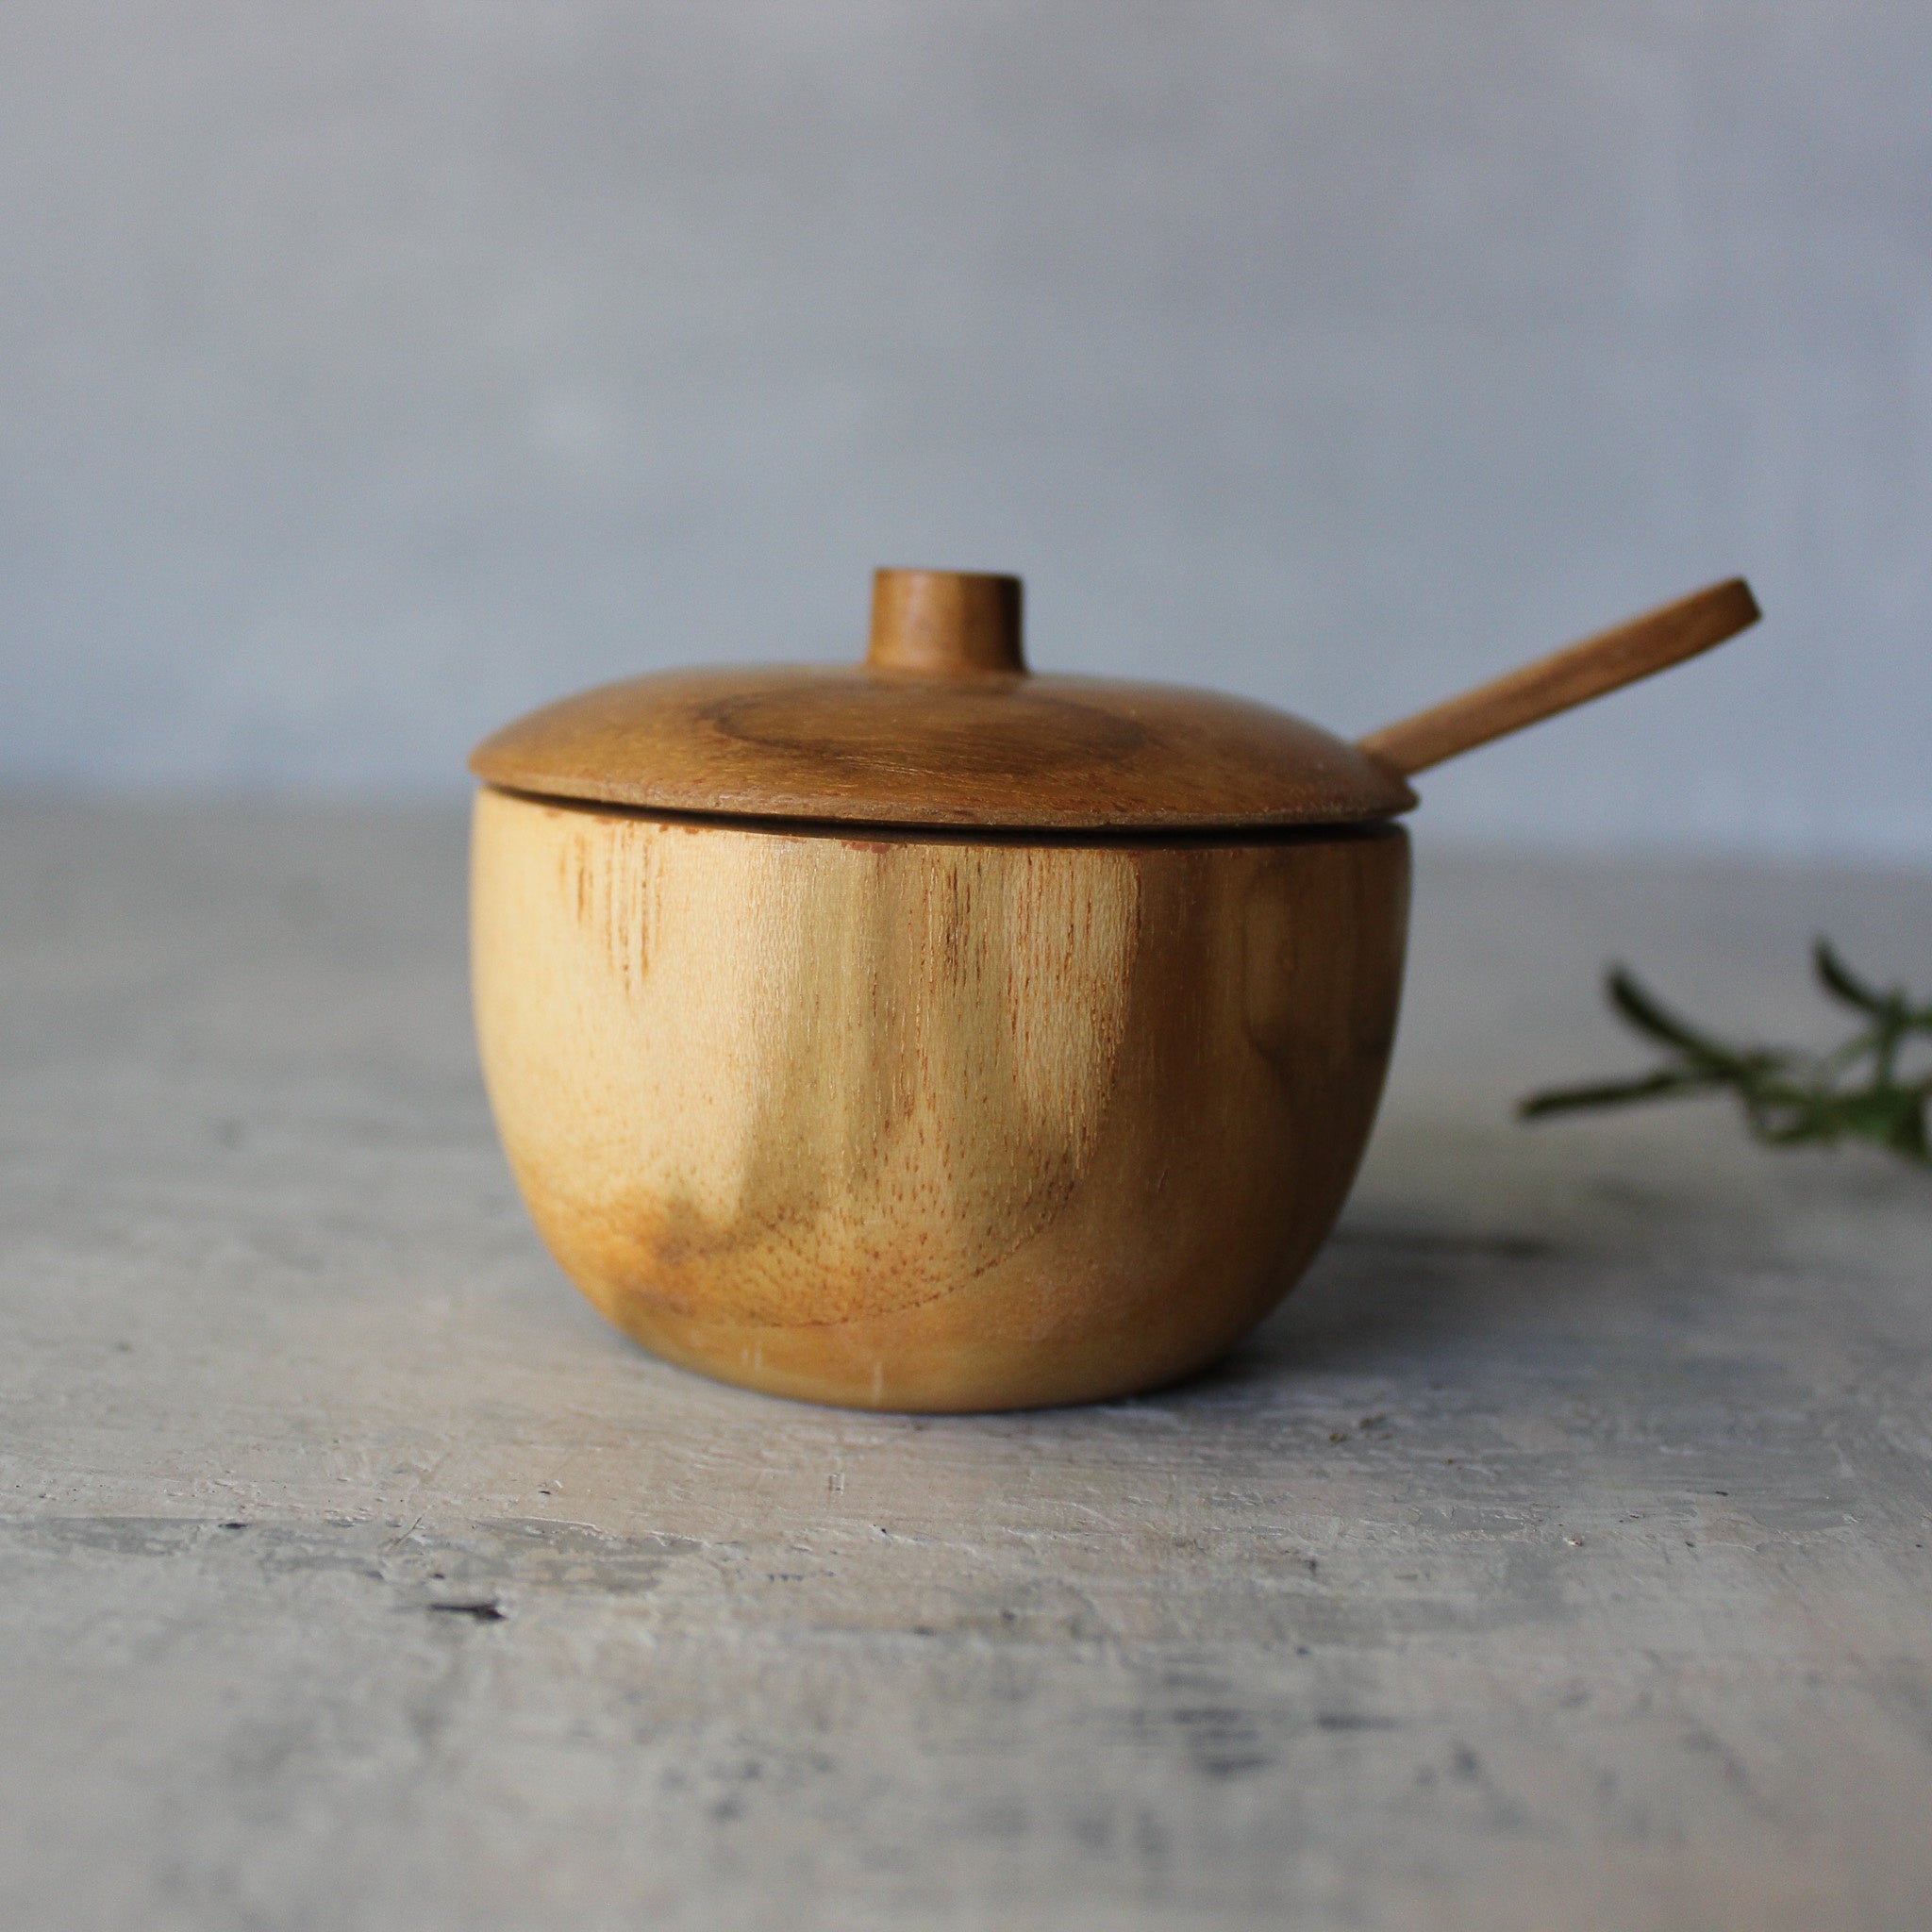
[471,567,1757,1410]
[473,791,1407,1410]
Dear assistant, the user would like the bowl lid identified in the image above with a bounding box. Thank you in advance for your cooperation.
[470,570,1416,831]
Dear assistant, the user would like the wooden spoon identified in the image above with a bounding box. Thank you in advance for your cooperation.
[1357,577,1760,777]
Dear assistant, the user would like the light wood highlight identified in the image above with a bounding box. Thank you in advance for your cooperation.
[1357,577,1760,777]
[867,569,1024,676]
[472,788,1410,1411]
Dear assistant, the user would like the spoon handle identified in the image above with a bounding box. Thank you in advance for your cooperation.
[1357,576,1760,778]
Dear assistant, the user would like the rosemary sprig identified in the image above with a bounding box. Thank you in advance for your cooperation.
[1520,940,1932,1166]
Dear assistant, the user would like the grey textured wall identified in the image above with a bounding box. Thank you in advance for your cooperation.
[3,2,1928,857]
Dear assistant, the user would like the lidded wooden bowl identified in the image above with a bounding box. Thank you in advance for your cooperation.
[471,567,1757,1411]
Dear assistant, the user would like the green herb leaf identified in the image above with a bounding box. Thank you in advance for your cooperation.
[1522,943,1931,1170]
[1518,1067,1725,1118]
[1813,938,1894,1017]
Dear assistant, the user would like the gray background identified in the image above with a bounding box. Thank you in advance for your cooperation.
[3,1,1928,859]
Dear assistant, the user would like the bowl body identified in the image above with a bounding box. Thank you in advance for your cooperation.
[472,787,1409,1411]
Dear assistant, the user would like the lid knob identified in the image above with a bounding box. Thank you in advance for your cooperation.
[866,569,1025,677]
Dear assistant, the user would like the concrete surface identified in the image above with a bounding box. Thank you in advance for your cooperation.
[1,799,1929,1930]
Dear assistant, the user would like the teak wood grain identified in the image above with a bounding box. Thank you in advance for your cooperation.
[472,788,1410,1410]
[470,669,1416,832]
[867,568,1025,676]
[468,565,1757,1410]
[1357,576,1761,777]
[469,569,1415,831]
